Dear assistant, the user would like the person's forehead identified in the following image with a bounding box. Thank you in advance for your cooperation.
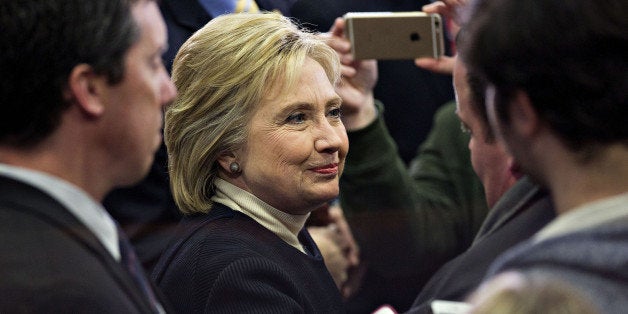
[130,1,166,48]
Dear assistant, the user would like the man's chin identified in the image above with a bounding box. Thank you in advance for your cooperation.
[118,157,155,189]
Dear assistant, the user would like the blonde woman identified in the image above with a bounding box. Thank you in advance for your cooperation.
[152,12,347,313]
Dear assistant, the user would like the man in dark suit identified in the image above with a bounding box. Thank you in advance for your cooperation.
[403,56,556,314]
[0,0,176,312]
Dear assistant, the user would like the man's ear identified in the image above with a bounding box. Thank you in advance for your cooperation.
[507,155,523,179]
[64,64,106,117]
[509,90,540,139]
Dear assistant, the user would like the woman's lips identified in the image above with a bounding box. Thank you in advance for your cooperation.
[311,163,339,175]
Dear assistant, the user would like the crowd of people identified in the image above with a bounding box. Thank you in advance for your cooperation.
[1,0,625,313]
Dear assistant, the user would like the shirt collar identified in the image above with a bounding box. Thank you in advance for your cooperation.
[534,192,628,242]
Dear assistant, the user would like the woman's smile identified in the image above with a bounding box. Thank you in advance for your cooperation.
[309,163,339,175]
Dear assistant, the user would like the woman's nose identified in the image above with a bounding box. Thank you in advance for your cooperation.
[314,121,344,153]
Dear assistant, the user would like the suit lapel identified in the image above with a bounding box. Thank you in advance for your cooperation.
[0,176,157,313]
[473,176,545,243]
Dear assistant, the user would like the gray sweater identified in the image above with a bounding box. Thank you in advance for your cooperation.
[486,216,628,313]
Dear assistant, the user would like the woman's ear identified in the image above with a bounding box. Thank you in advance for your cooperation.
[217,152,240,175]
[65,64,106,117]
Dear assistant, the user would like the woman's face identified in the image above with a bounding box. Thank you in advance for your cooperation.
[235,57,348,215]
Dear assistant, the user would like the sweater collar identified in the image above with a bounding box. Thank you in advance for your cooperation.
[211,178,310,253]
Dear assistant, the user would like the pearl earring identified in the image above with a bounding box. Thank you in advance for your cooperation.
[229,162,241,174]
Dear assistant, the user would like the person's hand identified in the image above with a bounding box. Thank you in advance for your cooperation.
[308,226,350,292]
[326,203,360,268]
[308,202,362,298]
[307,202,360,267]
[321,17,378,131]
[422,0,468,27]
[414,0,469,75]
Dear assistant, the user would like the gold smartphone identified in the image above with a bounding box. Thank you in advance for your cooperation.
[344,11,445,60]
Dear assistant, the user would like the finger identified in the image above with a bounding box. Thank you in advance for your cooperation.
[327,36,351,54]
[340,64,357,78]
[414,56,455,75]
[443,0,466,6]
[422,2,450,18]
[329,17,345,38]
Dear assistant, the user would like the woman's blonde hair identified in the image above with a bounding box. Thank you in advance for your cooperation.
[165,12,341,214]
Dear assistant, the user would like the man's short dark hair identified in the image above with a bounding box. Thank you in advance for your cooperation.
[462,0,628,155]
[0,0,140,147]
[457,27,492,143]
[467,66,492,143]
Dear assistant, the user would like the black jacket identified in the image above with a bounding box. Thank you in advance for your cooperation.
[153,203,344,313]
[0,176,167,313]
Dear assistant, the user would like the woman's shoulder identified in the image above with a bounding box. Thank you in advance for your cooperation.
[176,205,286,254]
[182,204,276,242]
[170,204,322,273]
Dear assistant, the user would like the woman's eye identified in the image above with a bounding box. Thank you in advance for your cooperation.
[286,112,306,124]
[328,107,342,118]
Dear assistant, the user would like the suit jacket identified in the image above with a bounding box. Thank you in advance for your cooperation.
[152,203,345,313]
[406,176,556,314]
[104,142,182,273]
[0,175,166,313]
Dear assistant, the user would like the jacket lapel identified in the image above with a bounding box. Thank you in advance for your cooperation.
[0,176,157,313]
